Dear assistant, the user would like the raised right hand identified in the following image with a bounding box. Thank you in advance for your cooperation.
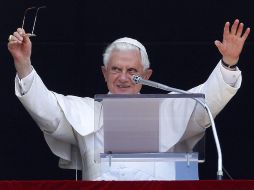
[8,28,33,79]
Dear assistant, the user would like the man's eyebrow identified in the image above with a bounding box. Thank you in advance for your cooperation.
[128,68,138,71]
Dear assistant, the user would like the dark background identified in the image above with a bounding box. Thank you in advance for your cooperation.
[1,0,254,180]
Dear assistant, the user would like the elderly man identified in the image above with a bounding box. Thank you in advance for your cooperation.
[8,19,250,180]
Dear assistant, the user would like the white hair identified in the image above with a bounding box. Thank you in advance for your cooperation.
[103,37,150,69]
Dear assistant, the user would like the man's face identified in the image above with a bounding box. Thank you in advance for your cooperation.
[102,50,152,94]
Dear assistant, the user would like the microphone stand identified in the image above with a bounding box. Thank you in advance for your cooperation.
[132,76,223,180]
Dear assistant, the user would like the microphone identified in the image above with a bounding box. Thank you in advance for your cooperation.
[132,75,192,94]
[132,75,223,180]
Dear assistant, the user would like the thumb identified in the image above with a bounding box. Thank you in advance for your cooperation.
[17,28,31,44]
[23,35,31,44]
[214,40,224,54]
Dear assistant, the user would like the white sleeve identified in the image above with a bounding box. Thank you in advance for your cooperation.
[189,61,241,121]
[219,60,241,87]
[15,69,35,95]
[15,68,61,133]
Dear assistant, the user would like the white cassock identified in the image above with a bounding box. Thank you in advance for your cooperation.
[15,61,241,180]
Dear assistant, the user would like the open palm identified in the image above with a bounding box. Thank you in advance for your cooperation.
[215,19,250,65]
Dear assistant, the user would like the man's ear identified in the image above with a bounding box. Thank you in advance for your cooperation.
[143,69,153,80]
[101,66,107,82]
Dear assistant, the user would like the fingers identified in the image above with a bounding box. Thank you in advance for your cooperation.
[13,31,23,41]
[17,28,31,42]
[17,28,25,34]
[223,22,230,38]
[8,28,23,44]
[8,36,23,46]
[229,19,251,40]
[231,19,239,35]
[8,28,30,44]
[9,35,20,43]
[242,27,251,41]
[236,23,244,37]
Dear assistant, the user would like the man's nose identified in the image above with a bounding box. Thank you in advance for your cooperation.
[118,72,130,81]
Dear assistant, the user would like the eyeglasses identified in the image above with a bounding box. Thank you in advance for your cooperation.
[21,6,46,37]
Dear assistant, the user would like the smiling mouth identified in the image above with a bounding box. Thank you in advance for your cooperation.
[116,84,131,88]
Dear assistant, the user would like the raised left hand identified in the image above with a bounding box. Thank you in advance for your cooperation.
[214,19,250,66]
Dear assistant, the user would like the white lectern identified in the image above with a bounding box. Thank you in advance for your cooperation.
[94,94,206,180]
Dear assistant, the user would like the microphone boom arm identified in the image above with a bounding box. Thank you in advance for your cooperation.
[132,75,223,180]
